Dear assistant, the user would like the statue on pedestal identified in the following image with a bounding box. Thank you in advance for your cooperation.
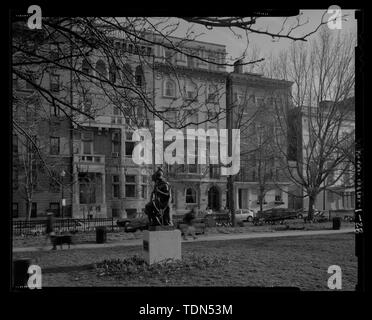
[144,167,171,226]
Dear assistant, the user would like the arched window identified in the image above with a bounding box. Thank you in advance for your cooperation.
[82,59,92,75]
[135,66,145,87]
[95,59,107,78]
[164,79,176,97]
[122,63,133,82]
[185,188,196,204]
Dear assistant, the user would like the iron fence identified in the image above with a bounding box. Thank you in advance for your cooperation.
[12,218,119,236]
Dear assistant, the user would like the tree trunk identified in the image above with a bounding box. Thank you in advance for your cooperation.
[259,189,264,213]
[308,195,316,221]
[259,195,263,213]
[26,200,32,221]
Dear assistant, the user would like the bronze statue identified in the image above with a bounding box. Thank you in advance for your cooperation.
[144,167,171,226]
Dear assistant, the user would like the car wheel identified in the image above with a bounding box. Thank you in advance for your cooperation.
[247,216,253,222]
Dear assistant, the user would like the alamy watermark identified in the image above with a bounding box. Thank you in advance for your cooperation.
[327,265,342,289]
[131,121,240,176]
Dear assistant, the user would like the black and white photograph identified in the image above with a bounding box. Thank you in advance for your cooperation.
[10,6,365,295]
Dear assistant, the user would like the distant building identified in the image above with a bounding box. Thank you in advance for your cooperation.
[226,66,293,213]
[288,98,355,212]
[152,35,228,216]
[12,25,229,219]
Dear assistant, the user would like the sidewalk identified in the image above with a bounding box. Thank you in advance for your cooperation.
[12,228,355,253]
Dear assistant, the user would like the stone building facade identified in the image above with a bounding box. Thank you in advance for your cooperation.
[226,67,293,213]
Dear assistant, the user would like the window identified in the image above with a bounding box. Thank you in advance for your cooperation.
[197,51,208,68]
[82,131,93,155]
[208,56,217,71]
[12,166,18,189]
[209,165,219,178]
[187,55,195,68]
[177,52,187,63]
[252,170,256,181]
[50,74,60,92]
[49,171,61,192]
[125,131,135,157]
[112,131,120,154]
[50,43,59,60]
[122,64,133,82]
[25,72,35,90]
[125,175,136,198]
[256,97,265,106]
[257,195,267,205]
[109,63,117,83]
[185,81,197,100]
[164,49,175,63]
[81,95,92,113]
[127,44,134,53]
[79,173,96,204]
[114,41,121,54]
[135,66,145,87]
[13,73,18,89]
[112,175,120,199]
[82,59,92,75]
[12,203,18,218]
[49,202,60,216]
[275,190,283,203]
[113,106,120,116]
[96,59,107,78]
[50,137,60,155]
[163,79,176,98]
[188,163,197,174]
[249,94,256,104]
[50,103,60,117]
[141,175,148,199]
[12,134,18,155]
[126,208,137,218]
[207,85,218,103]
[185,188,196,204]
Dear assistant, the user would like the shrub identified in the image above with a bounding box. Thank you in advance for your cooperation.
[95,254,229,278]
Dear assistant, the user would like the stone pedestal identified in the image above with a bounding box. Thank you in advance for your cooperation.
[143,229,181,265]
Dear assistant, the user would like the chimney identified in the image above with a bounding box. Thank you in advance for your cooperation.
[233,59,244,73]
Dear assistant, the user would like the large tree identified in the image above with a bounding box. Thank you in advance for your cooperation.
[267,27,356,220]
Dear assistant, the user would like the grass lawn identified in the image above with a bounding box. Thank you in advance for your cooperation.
[13,233,357,290]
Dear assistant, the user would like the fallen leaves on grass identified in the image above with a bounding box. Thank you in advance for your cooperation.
[95,253,230,280]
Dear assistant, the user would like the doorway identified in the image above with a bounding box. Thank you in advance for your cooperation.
[208,186,220,211]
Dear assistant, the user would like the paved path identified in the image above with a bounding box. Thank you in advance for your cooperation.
[13,228,355,253]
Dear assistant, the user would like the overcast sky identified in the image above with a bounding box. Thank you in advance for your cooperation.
[160,10,358,72]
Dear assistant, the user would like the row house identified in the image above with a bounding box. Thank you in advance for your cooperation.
[152,36,228,216]
[12,25,74,219]
[13,23,304,219]
[227,64,294,212]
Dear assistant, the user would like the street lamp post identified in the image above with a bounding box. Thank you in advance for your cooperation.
[60,170,66,219]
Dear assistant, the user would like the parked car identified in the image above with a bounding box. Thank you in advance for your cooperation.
[117,213,149,232]
[235,209,255,222]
